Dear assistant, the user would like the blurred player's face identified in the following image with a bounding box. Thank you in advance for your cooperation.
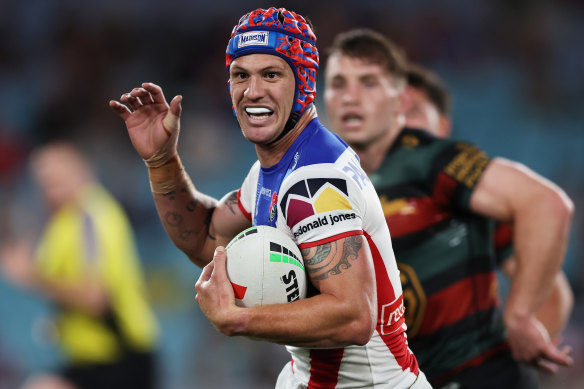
[324,54,403,149]
[32,149,89,211]
[405,86,451,139]
[230,54,295,145]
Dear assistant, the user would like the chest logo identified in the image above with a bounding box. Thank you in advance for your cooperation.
[269,192,278,222]
[280,178,351,230]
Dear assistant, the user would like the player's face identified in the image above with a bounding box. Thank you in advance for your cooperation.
[32,150,86,211]
[324,54,403,149]
[230,54,295,145]
[405,86,446,138]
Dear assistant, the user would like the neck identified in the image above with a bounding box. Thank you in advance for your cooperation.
[354,124,403,175]
[256,106,318,167]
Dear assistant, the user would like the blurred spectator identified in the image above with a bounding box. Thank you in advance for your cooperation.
[0,142,159,389]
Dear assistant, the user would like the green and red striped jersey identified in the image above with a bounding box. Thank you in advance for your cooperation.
[370,128,509,383]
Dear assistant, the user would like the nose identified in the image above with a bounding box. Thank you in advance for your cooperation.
[244,75,264,100]
[341,83,360,105]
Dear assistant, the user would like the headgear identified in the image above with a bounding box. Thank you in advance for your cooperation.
[226,8,319,136]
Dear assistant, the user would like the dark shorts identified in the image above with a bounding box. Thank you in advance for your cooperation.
[433,351,539,389]
[61,351,157,389]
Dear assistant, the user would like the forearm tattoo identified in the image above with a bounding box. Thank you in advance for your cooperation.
[162,190,177,200]
[165,212,183,227]
[302,236,363,281]
[160,184,210,242]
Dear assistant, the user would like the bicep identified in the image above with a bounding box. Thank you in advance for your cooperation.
[300,234,376,302]
[470,158,545,222]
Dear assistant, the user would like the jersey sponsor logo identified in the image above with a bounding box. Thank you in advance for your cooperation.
[397,262,426,338]
[279,178,352,231]
[238,31,269,48]
[380,294,406,335]
[294,212,356,238]
[260,187,272,198]
[401,135,420,148]
[281,270,301,302]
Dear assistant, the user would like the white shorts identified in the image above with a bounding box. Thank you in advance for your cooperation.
[275,362,305,389]
[275,361,433,389]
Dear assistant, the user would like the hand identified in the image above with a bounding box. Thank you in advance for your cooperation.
[109,82,183,167]
[195,247,242,336]
[0,241,38,289]
[504,313,573,373]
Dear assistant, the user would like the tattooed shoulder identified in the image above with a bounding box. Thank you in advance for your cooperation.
[224,190,239,215]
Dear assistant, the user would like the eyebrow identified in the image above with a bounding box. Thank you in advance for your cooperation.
[230,63,287,73]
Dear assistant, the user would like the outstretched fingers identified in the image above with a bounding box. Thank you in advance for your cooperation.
[109,100,132,121]
[131,87,155,105]
[120,92,143,111]
[142,82,167,105]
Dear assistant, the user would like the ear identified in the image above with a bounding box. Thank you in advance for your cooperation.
[400,86,414,115]
[395,85,413,128]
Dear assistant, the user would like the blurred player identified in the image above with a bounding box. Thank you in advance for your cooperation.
[405,63,574,342]
[0,142,159,389]
[324,29,573,388]
[110,7,430,389]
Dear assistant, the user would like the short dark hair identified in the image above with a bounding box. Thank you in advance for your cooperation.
[327,29,409,83]
[407,64,452,116]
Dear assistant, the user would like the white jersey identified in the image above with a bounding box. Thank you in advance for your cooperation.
[237,118,422,388]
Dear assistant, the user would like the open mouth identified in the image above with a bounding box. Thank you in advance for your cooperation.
[245,107,274,120]
[341,113,364,125]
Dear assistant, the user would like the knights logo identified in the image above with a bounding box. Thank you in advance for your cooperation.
[269,191,278,222]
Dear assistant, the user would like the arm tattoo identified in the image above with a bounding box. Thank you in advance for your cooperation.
[165,212,183,227]
[179,229,193,241]
[186,199,198,212]
[304,236,362,281]
[224,191,238,215]
[304,244,332,266]
[162,190,177,200]
[342,235,362,262]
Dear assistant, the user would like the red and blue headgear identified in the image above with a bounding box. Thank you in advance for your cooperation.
[226,7,319,135]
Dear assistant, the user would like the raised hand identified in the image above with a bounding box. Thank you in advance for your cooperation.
[109,83,182,166]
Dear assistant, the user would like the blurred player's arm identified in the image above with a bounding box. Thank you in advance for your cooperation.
[501,256,573,340]
[110,83,250,267]
[0,240,108,317]
[195,234,377,348]
[470,157,573,370]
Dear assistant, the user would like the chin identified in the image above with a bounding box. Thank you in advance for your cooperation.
[243,127,280,144]
[339,131,369,149]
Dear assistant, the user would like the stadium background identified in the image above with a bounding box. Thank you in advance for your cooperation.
[0,0,582,388]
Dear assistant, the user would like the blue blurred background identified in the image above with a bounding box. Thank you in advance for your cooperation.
[0,0,582,388]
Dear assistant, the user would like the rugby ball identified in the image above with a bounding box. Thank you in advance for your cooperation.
[225,225,307,308]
